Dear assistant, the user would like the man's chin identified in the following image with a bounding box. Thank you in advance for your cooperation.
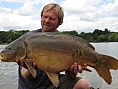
[42,27,52,32]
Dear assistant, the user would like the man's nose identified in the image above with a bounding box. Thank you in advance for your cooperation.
[45,17,50,22]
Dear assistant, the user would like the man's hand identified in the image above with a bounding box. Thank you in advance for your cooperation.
[70,62,88,73]
[16,58,37,69]
[16,58,37,80]
[65,62,90,79]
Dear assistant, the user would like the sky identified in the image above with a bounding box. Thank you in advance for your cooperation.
[0,0,118,33]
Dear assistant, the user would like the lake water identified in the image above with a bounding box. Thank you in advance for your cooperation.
[0,42,118,89]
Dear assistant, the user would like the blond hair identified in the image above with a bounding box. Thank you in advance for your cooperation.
[41,3,64,25]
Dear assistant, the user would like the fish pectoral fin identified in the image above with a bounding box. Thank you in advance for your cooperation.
[24,59,37,78]
[45,71,59,87]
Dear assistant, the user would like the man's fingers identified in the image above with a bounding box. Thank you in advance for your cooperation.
[73,62,78,72]
[78,65,82,73]
[29,59,33,66]
[69,62,90,73]
[33,63,37,69]
[29,59,37,69]
[16,60,21,65]
[70,65,74,71]
[16,58,37,69]
[84,63,87,67]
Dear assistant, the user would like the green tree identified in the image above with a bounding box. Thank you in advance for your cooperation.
[114,34,118,42]
[108,33,117,42]
[0,29,29,44]
[104,28,109,35]
[62,30,79,36]
[79,32,86,38]
[98,35,108,42]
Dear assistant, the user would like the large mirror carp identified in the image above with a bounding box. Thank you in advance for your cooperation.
[0,32,118,87]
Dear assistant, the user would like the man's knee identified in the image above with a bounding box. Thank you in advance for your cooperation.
[73,78,90,89]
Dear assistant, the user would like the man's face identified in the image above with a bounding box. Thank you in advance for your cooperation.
[41,10,59,32]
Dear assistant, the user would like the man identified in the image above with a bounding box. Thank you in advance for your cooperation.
[16,3,90,89]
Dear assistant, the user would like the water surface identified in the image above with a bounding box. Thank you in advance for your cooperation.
[0,45,18,89]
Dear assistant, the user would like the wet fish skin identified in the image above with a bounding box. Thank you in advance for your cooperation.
[0,32,118,87]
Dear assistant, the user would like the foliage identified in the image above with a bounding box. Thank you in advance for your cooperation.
[62,30,79,36]
[0,29,29,44]
[0,28,118,44]
[62,28,118,42]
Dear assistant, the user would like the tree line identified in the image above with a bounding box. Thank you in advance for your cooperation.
[0,30,29,44]
[62,28,118,42]
[0,28,118,44]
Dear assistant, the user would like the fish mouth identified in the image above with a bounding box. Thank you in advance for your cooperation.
[0,54,6,62]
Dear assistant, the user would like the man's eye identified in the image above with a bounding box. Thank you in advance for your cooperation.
[51,18,55,20]
[43,16,47,18]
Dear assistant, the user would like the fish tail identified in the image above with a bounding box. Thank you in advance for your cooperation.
[94,54,118,84]
[100,54,118,70]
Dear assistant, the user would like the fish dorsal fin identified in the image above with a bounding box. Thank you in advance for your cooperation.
[45,71,59,87]
[24,59,37,78]
[20,41,37,78]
